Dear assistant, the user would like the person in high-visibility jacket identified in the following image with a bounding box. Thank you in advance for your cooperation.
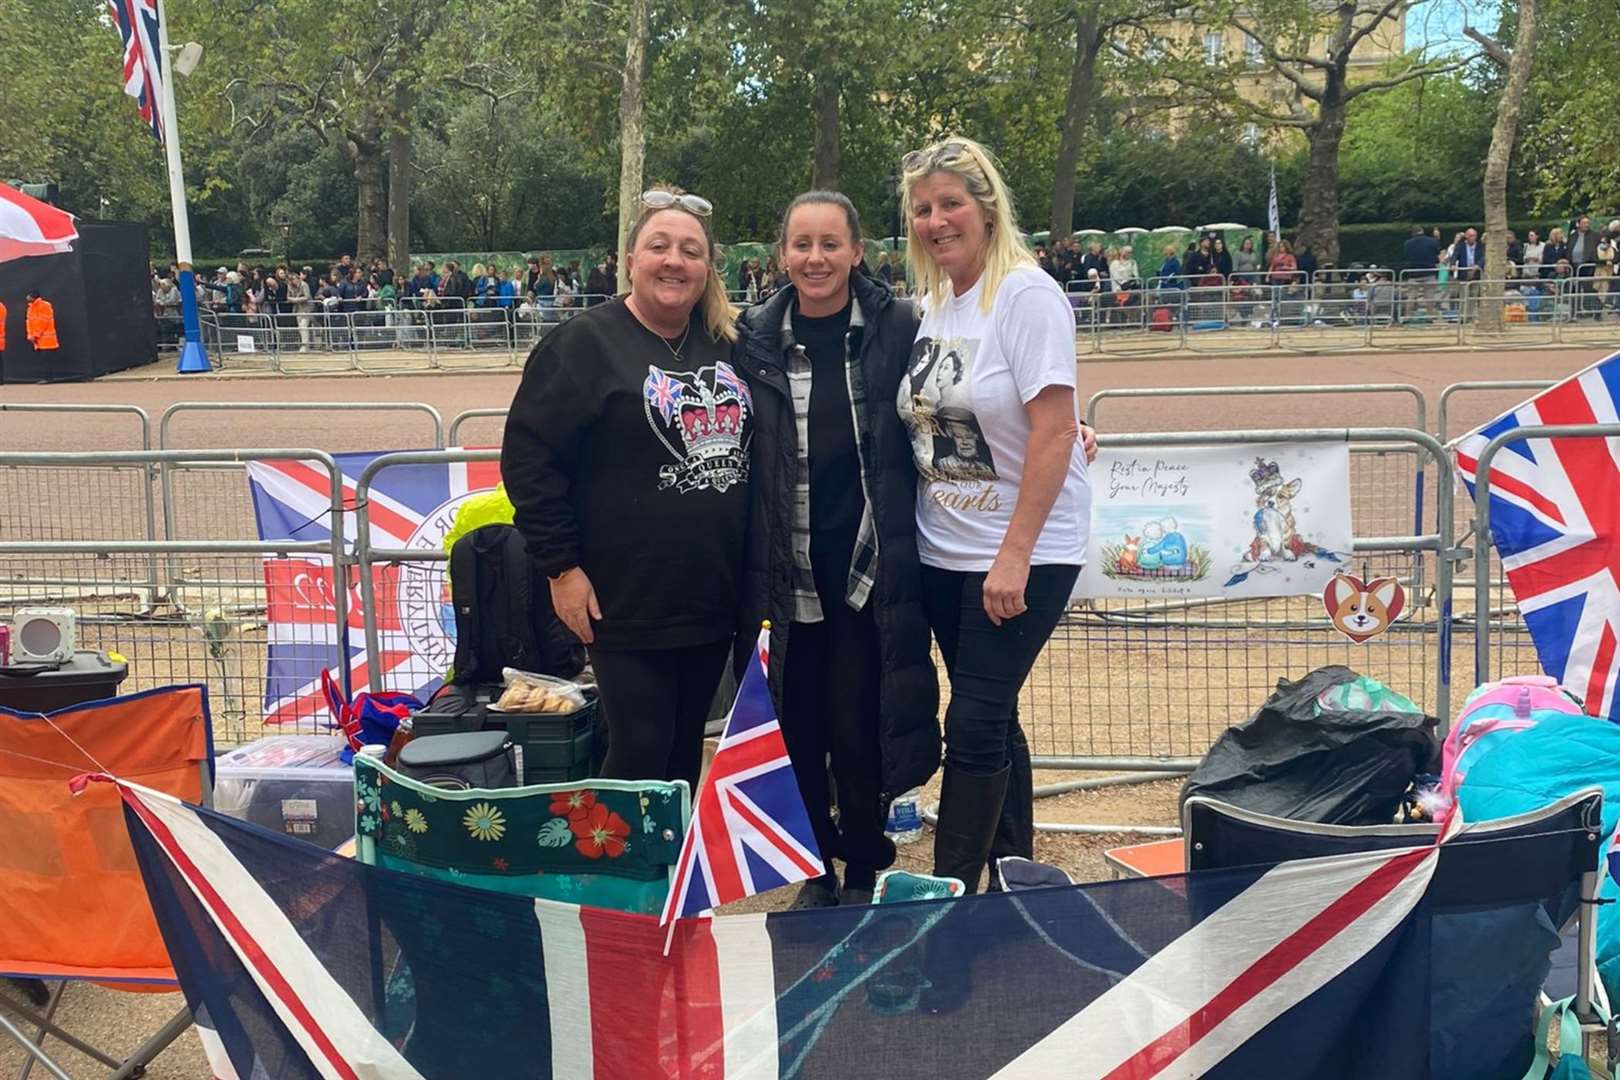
[25,292,58,351]
[0,297,7,360]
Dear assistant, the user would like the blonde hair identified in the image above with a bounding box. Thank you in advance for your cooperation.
[626,184,737,343]
[900,135,1035,313]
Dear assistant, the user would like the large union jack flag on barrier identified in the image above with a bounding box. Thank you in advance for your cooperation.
[1453,349,1620,717]
[661,626,823,924]
[109,774,1510,1079]
[108,0,164,142]
[246,451,501,726]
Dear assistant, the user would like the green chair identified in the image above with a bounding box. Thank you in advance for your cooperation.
[353,755,689,915]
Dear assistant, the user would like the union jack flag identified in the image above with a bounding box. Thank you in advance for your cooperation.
[661,626,823,924]
[1453,349,1620,717]
[644,364,684,422]
[245,451,502,727]
[108,0,164,142]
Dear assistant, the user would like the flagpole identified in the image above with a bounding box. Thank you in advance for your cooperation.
[152,0,208,373]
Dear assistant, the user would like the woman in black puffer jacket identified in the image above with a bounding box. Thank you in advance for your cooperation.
[734,191,940,907]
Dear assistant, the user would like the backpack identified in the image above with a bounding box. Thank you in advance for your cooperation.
[1150,306,1173,331]
[1439,675,1585,805]
[449,524,583,686]
[320,668,421,764]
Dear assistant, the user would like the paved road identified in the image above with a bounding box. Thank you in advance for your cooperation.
[1,346,1612,453]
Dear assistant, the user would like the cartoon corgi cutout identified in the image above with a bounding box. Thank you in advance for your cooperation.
[1118,535,1139,573]
[1323,572,1405,643]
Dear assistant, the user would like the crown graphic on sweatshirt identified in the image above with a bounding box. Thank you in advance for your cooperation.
[679,396,743,461]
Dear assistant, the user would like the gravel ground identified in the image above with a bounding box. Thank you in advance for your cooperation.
[0,343,1610,1074]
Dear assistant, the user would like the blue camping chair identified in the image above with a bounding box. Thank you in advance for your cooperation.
[1182,789,1608,1077]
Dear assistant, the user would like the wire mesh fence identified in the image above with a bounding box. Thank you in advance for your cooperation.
[5,390,1587,777]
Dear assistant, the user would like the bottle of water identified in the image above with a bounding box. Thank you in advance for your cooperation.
[885,789,924,845]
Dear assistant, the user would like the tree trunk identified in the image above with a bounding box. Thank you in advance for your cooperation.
[615,0,649,295]
[387,117,413,275]
[1293,93,1346,266]
[1479,0,1538,333]
[346,118,387,261]
[1048,7,1101,244]
[812,72,841,190]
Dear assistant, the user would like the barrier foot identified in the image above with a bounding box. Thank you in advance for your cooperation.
[176,340,210,373]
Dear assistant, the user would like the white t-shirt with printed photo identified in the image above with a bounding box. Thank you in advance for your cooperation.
[897,264,1092,571]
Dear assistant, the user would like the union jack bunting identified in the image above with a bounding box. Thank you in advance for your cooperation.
[1453,349,1620,717]
[245,451,501,726]
[661,626,823,924]
[108,0,164,141]
[112,775,1539,1079]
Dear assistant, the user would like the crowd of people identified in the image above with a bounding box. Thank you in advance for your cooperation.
[502,138,1098,937]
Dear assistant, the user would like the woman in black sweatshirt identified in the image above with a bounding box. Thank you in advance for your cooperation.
[502,187,746,792]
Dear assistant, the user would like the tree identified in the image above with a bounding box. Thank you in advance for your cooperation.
[1189,0,1469,263]
[1515,0,1617,216]
[616,0,650,291]
[1466,0,1537,331]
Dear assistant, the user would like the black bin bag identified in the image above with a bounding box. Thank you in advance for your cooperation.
[1180,665,1440,825]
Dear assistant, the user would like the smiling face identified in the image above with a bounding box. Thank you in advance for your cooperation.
[909,171,990,288]
[782,202,859,315]
[626,209,710,319]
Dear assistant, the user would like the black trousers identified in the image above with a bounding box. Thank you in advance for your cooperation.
[922,563,1078,774]
[588,638,730,793]
[780,597,893,889]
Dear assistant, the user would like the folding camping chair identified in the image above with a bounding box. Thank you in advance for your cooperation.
[352,754,690,914]
[0,686,213,1080]
[1182,790,1609,1074]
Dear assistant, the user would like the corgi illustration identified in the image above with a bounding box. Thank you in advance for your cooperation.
[1118,535,1139,573]
[1247,458,1304,562]
[1323,573,1405,643]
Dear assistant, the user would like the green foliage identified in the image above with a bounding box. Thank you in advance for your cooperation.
[1335,72,1500,224]
[1516,0,1620,215]
[3,0,1599,263]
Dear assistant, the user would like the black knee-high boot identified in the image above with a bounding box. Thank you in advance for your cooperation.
[985,730,1034,891]
[931,765,1009,895]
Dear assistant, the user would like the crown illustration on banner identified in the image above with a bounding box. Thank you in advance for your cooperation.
[679,396,743,461]
[1249,457,1282,490]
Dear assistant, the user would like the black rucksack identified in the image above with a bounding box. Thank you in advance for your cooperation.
[449,524,583,685]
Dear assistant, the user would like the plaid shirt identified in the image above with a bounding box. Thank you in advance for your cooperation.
[780,302,879,623]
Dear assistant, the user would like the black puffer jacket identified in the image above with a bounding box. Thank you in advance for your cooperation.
[734,271,941,800]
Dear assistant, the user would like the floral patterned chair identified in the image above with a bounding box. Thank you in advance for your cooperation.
[353,754,689,915]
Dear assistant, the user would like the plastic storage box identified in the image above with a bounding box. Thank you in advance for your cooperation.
[0,651,129,713]
[214,735,355,849]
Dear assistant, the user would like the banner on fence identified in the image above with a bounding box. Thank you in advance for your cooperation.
[247,451,501,723]
[1452,348,1620,716]
[1078,442,1352,599]
[120,779,1463,1080]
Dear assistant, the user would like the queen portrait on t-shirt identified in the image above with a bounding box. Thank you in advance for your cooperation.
[895,135,1093,911]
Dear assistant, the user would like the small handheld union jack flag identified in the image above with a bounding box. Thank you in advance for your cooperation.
[660,624,823,926]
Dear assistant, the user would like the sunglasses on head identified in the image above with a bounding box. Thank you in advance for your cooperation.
[642,190,713,217]
[901,140,969,174]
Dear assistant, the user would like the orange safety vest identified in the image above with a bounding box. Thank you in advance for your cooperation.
[26,297,58,350]
[0,299,6,351]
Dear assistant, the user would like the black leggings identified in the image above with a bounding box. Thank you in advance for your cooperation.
[588,638,730,793]
[921,564,1080,774]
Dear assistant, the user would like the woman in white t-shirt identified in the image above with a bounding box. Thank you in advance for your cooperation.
[896,135,1092,896]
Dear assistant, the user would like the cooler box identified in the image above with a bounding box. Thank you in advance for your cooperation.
[0,651,129,713]
[214,735,355,849]
[414,685,601,785]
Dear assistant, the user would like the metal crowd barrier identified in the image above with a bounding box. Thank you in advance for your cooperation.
[0,449,348,743]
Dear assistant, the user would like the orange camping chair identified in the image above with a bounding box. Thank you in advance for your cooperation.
[0,685,213,1079]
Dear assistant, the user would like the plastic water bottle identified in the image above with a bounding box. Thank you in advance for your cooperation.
[885,789,924,845]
